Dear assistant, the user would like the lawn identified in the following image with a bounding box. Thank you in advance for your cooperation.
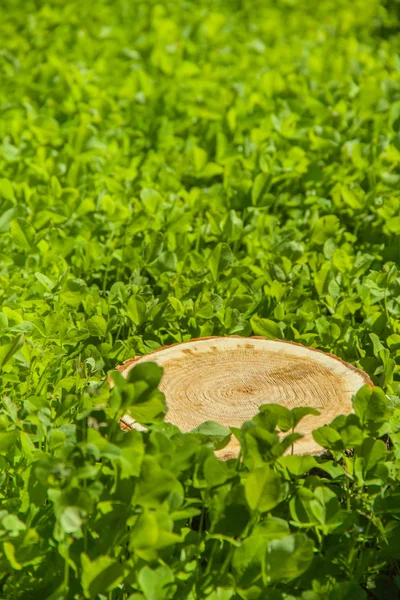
[1,0,400,598]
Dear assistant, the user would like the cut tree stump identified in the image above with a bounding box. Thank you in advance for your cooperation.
[115,336,372,458]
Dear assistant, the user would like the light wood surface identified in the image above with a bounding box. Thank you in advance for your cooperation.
[116,336,372,458]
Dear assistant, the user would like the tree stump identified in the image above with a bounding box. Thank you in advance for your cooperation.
[116,336,372,458]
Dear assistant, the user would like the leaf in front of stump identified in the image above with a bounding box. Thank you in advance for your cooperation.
[240,421,280,469]
[126,361,163,388]
[291,407,320,429]
[191,421,232,450]
[120,362,167,423]
[245,466,284,513]
[312,423,344,451]
[119,429,145,478]
[278,455,318,477]
[203,454,233,487]
[256,404,292,432]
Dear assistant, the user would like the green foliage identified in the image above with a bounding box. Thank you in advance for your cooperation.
[1,368,400,599]
[1,0,400,597]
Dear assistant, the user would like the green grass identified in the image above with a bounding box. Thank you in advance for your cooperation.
[1,0,400,598]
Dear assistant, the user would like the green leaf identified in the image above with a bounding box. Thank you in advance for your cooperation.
[252,173,270,205]
[360,438,387,476]
[254,404,292,432]
[191,421,231,443]
[223,210,243,240]
[311,215,340,245]
[86,315,107,337]
[0,207,17,233]
[386,215,400,234]
[124,387,166,424]
[291,407,321,429]
[209,243,234,282]
[203,454,233,486]
[240,421,281,469]
[10,218,36,251]
[138,565,175,600]
[2,513,26,534]
[250,315,283,339]
[256,405,319,432]
[127,295,147,326]
[3,542,22,570]
[1,2,400,596]
[245,467,284,513]
[278,455,318,476]
[340,423,364,448]
[0,334,24,369]
[314,262,332,297]
[312,426,343,451]
[353,385,371,421]
[0,432,19,452]
[81,553,124,599]
[232,534,269,587]
[59,506,84,533]
[265,533,314,582]
[134,457,183,508]
[34,272,55,291]
[353,386,389,427]
[129,510,159,550]
[140,188,163,212]
[62,278,88,305]
[51,175,62,198]
[126,361,163,389]
[115,361,167,424]
[252,517,290,540]
[0,178,15,201]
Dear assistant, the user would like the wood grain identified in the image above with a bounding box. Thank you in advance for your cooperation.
[115,337,372,458]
